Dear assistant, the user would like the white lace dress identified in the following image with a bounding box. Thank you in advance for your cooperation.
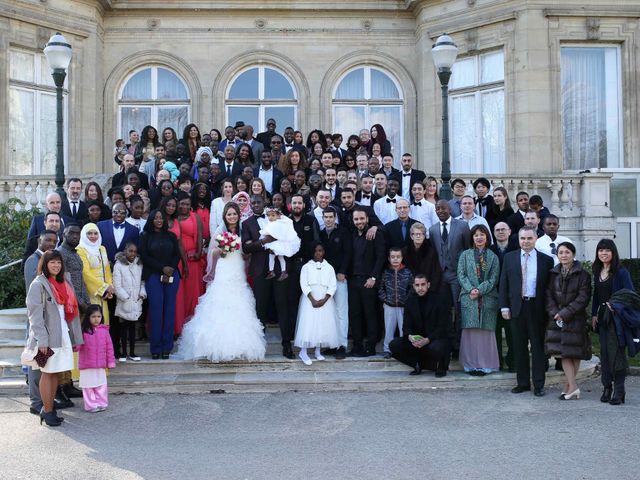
[176,247,266,362]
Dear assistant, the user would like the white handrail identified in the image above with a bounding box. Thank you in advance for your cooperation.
[0,260,20,272]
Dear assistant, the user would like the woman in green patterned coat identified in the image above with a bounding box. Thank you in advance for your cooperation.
[457,224,501,375]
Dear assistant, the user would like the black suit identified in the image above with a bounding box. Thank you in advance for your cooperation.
[219,161,244,179]
[389,290,453,373]
[355,191,380,207]
[253,166,284,194]
[384,218,417,250]
[490,242,518,370]
[287,214,320,329]
[61,199,88,224]
[348,228,386,353]
[320,225,352,276]
[241,214,291,344]
[339,205,381,233]
[399,169,426,202]
[256,131,279,150]
[499,249,554,390]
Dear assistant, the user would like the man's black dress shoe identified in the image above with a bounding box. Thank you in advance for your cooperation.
[511,385,531,394]
[334,347,346,360]
[151,354,160,360]
[63,382,83,398]
[363,349,376,357]
[282,344,295,359]
[600,387,613,403]
[161,353,170,360]
[435,370,447,378]
[409,363,422,376]
[609,392,625,405]
[534,388,546,397]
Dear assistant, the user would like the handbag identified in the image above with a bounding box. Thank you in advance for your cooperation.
[21,346,54,368]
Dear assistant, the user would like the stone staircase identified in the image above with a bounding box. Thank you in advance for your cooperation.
[0,308,599,394]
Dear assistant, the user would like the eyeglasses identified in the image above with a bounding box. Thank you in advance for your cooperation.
[113,210,127,214]
[271,140,282,144]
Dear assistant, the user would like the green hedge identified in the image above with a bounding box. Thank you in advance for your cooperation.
[0,200,37,309]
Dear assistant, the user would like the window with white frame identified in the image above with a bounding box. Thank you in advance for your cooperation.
[118,66,190,140]
[561,46,622,170]
[226,67,297,132]
[8,49,68,176]
[332,66,404,165]
[449,50,505,174]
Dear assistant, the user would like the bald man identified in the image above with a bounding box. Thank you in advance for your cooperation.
[26,193,71,239]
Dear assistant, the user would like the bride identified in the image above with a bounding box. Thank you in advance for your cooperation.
[177,202,266,362]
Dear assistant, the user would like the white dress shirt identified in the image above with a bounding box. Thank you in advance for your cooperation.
[521,249,538,297]
[455,213,490,231]
[410,199,438,233]
[358,192,373,207]
[113,221,126,249]
[373,195,399,225]
[258,166,274,194]
[401,169,412,200]
[536,234,572,266]
[439,216,452,238]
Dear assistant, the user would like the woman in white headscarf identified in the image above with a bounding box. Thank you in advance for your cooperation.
[76,223,114,325]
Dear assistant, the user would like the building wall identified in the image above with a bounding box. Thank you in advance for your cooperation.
[1,0,638,182]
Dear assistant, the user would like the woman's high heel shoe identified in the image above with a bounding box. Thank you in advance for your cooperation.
[562,388,580,400]
[609,392,626,405]
[600,386,612,403]
[39,409,62,427]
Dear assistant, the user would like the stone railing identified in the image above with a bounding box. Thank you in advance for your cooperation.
[0,174,112,211]
[453,172,613,219]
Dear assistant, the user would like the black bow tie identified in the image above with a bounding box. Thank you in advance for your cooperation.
[386,198,396,203]
[113,223,125,229]
[362,194,371,199]
[413,202,421,206]
[285,144,293,147]
[403,173,411,177]
[255,214,265,219]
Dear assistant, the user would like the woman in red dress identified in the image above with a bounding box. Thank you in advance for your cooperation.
[192,182,211,292]
[174,191,204,335]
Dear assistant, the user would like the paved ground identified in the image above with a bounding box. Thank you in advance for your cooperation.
[0,377,637,480]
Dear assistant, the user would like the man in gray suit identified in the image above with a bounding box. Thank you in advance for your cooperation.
[242,124,264,165]
[429,200,471,351]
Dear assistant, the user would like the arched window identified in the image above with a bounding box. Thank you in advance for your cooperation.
[332,66,404,162]
[226,66,297,132]
[118,66,190,139]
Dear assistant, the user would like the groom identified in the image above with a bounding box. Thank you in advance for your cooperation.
[242,195,295,359]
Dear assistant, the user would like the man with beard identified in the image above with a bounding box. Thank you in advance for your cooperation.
[348,208,386,356]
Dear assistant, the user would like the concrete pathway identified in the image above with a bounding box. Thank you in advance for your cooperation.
[0,377,637,480]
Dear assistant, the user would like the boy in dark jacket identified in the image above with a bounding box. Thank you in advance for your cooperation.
[378,247,413,358]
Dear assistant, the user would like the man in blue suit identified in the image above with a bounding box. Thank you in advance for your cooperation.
[97,202,139,264]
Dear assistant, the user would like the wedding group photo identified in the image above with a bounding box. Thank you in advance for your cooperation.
[2,1,640,478]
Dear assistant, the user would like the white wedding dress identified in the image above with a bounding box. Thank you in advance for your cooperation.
[177,247,266,362]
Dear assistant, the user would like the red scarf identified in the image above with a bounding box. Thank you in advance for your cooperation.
[47,277,79,323]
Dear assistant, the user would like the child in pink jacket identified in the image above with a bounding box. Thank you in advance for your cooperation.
[76,305,116,412]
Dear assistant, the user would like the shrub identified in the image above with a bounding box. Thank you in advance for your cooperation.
[0,200,37,309]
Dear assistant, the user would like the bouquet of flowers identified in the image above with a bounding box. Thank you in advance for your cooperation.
[215,231,241,257]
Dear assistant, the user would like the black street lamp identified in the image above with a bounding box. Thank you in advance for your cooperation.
[44,33,72,199]
[431,34,458,201]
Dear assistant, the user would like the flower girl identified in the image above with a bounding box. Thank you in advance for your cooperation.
[294,243,340,365]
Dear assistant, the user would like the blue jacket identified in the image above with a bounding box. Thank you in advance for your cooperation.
[378,266,414,307]
[591,267,634,317]
[609,289,640,358]
[97,220,140,263]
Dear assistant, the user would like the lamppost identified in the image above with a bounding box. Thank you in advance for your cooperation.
[431,34,458,201]
[44,32,72,199]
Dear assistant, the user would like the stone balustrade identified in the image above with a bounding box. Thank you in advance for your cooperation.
[0,174,111,211]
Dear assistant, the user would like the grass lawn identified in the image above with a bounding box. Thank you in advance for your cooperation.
[590,332,640,367]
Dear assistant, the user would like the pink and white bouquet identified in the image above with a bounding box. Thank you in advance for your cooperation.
[215,231,241,257]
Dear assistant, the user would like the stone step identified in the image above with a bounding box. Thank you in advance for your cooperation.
[0,308,27,326]
[0,357,599,395]
[0,339,25,359]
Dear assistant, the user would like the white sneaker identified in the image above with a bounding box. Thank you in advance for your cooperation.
[128,356,141,362]
[97,406,107,412]
[118,357,127,363]
[298,352,312,366]
[314,351,325,361]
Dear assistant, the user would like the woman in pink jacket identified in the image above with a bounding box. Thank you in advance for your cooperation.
[76,305,116,412]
